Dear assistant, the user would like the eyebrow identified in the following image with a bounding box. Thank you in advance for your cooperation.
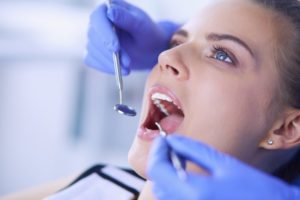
[173,29,254,57]
[173,29,189,37]
[206,33,254,57]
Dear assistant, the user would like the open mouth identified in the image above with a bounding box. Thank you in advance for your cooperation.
[142,86,185,135]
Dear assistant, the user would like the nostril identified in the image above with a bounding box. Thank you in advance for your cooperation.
[166,65,179,76]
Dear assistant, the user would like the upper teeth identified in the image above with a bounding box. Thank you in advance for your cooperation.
[151,92,181,115]
[151,93,173,102]
[153,99,169,116]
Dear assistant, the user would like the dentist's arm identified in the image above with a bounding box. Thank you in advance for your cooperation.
[148,135,300,200]
[85,0,178,75]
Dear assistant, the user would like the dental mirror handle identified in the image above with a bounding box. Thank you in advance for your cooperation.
[112,51,124,104]
[106,0,124,104]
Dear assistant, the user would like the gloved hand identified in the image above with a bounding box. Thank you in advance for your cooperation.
[148,135,300,200]
[85,0,178,75]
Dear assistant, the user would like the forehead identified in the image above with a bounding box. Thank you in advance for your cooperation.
[183,0,277,53]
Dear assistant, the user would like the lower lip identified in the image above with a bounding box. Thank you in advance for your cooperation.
[137,127,161,141]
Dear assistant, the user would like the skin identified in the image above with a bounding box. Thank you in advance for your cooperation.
[5,1,300,199]
[127,0,300,199]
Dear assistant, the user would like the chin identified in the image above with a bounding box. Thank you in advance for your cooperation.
[127,137,152,178]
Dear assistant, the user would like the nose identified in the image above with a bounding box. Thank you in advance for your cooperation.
[158,47,189,81]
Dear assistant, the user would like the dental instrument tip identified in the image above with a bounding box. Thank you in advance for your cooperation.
[155,122,187,181]
[155,122,167,137]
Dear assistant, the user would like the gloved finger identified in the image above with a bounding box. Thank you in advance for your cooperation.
[167,135,228,174]
[119,48,131,69]
[85,53,113,74]
[87,26,110,54]
[85,42,129,75]
[148,138,216,199]
[85,52,130,75]
[107,4,148,36]
[89,4,120,52]
[86,52,130,75]
[147,137,179,185]
[152,185,184,200]
[152,172,211,200]
[158,21,180,40]
[86,36,111,61]
[86,36,131,75]
[88,27,131,70]
[110,0,143,14]
[148,138,196,198]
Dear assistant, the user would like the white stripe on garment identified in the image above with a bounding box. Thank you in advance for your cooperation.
[102,165,145,192]
[43,173,134,200]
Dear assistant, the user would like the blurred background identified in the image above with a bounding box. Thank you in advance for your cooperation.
[0,0,201,196]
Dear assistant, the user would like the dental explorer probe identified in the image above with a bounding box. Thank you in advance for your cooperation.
[107,0,136,117]
[155,122,187,181]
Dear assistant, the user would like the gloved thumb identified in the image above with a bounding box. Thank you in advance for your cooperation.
[167,135,227,174]
[106,1,151,36]
[89,4,120,52]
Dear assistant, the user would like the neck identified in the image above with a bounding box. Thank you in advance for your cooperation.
[138,181,155,200]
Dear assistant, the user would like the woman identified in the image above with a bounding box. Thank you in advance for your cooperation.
[22,0,300,199]
[125,0,300,198]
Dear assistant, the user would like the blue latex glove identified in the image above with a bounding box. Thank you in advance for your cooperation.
[148,135,300,200]
[85,0,178,75]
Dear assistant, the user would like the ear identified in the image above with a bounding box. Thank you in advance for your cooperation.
[259,109,300,150]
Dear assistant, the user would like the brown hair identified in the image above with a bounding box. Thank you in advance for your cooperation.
[253,0,300,183]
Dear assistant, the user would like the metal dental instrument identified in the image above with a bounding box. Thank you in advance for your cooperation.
[107,0,137,117]
[155,122,187,181]
[112,52,136,116]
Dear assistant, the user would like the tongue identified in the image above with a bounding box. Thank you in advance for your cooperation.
[160,114,184,133]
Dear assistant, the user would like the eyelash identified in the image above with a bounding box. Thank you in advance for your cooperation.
[211,45,237,66]
[169,39,238,66]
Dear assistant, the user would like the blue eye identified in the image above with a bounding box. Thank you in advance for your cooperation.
[212,46,236,65]
[214,50,233,64]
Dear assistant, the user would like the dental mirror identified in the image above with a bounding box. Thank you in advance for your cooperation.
[114,104,136,116]
[107,0,136,117]
[112,52,137,117]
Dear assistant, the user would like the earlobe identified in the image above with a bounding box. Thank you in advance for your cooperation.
[260,111,300,150]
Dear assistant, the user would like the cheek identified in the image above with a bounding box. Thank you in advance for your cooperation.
[146,65,160,85]
[183,75,271,159]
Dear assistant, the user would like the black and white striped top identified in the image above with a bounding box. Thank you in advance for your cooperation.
[44,164,146,200]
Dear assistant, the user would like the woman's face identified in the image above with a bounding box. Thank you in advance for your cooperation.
[128,0,281,177]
